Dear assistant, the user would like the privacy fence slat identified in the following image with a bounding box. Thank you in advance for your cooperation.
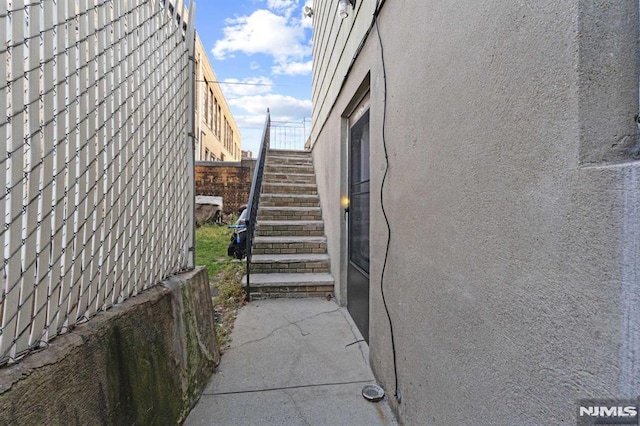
[89,0,107,319]
[33,0,56,345]
[4,1,27,360]
[0,0,195,366]
[0,0,8,354]
[22,0,43,351]
[49,0,70,336]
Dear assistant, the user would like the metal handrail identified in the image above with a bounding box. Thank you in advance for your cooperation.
[244,110,270,301]
[269,118,310,151]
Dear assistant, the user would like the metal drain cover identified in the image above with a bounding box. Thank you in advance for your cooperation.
[362,384,385,402]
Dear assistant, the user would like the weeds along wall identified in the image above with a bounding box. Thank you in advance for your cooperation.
[0,0,196,366]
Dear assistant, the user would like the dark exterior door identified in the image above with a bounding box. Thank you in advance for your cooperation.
[347,109,370,342]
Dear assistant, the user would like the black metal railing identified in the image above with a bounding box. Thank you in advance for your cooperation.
[244,110,270,301]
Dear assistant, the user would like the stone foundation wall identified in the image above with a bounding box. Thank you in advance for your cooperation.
[0,268,218,425]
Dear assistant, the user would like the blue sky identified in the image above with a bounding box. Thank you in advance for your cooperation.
[193,0,314,154]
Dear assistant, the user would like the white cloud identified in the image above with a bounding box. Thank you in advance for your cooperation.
[233,114,272,128]
[210,2,314,152]
[272,60,312,76]
[221,77,274,98]
[229,94,311,120]
[265,0,297,14]
[212,9,310,62]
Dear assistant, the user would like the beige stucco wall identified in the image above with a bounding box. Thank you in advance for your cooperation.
[311,0,640,424]
[195,34,241,162]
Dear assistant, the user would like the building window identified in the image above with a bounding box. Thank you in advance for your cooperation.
[194,59,199,116]
[224,118,229,150]
[214,97,218,137]
[204,80,209,127]
[209,88,214,129]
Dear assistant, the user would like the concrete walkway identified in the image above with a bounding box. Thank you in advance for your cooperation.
[185,298,397,426]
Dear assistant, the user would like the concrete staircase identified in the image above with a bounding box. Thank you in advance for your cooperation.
[245,149,334,299]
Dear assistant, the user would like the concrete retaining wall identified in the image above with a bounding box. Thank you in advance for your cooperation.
[0,267,219,425]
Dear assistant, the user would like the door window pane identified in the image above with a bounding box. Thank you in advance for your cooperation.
[349,110,370,273]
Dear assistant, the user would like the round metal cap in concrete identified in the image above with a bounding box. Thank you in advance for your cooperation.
[362,384,385,402]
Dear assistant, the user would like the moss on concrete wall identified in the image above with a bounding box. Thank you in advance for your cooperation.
[0,268,219,425]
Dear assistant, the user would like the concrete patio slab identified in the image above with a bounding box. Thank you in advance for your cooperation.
[184,298,396,426]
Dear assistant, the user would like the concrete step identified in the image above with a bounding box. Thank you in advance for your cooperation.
[249,253,330,274]
[262,182,317,195]
[258,206,322,221]
[267,156,313,165]
[256,220,324,237]
[263,178,316,185]
[264,172,316,184]
[252,235,327,255]
[260,193,320,208]
[267,149,311,157]
[242,272,334,299]
[268,150,312,157]
[266,164,315,174]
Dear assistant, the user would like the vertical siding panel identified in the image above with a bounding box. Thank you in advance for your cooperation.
[312,1,376,144]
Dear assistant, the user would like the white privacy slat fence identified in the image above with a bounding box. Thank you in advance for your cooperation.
[0,0,196,366]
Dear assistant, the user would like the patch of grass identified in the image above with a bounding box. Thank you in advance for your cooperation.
[195,222,246,351]
[195,222,235,277]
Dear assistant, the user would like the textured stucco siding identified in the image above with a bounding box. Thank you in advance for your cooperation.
[311,0,640,424]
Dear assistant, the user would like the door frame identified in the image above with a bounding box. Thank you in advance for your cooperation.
[340,76,371,306]
[342,87,370,341]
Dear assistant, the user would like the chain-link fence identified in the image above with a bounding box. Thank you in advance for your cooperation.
[0,0,195,366]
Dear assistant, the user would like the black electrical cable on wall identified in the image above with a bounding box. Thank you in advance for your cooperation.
[374,1,400,404]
